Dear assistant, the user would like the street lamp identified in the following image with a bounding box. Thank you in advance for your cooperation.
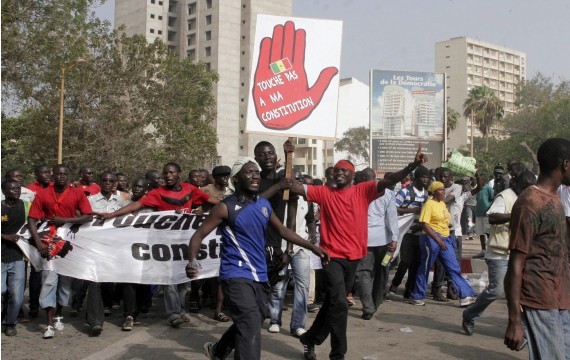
[58,57,86,164]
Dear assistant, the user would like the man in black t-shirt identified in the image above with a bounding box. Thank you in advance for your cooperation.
[1,179,29,336]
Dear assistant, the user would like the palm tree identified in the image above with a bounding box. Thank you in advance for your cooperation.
[463,85,504,152]
[447,107,460,137]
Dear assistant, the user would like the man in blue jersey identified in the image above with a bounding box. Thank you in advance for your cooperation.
[186,158,329,360]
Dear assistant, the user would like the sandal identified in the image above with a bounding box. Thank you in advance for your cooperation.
[213,312,230,322]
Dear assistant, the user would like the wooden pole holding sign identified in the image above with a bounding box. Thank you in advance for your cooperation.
[283,137,293,201]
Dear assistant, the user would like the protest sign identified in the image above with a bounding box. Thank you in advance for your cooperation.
[246,15,342,139]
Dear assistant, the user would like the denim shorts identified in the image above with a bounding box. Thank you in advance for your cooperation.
[39,270,71,309]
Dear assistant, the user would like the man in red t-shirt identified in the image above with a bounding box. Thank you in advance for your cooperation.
[99,162,219,327]
[28,164,93,339]
[76,167,101,196]
[27,165,53,194]
[285,145,427,360]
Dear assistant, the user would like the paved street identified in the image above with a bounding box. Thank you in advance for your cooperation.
[2,241,527,360]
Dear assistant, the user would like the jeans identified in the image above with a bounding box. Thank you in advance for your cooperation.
[39,270,71,309]
[214,278,270,360]
[411,234,475,300]
[115,283,138,319]
[269,249,310,332]
[433,234,462,289]
[163,283,189,322]
[463,258,508,323]
[86,282,104,327]
[391,233,420,296]
[27,262,42,312]
[303,258,359,360]
[1,261,26,325]
[461,205,476,236]
[523,307,570,360]
[355,245,389,315]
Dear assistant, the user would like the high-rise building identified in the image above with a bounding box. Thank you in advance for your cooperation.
[115,0,293,167]
[435,36,526,151]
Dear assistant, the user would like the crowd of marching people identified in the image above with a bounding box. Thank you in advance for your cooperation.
[2,138,569,360]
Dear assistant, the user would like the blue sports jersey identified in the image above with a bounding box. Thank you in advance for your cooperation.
[219,194,272,282]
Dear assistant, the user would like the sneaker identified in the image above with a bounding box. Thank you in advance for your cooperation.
[90,324,102,337]
[169,316,185,328]
[54,322,64,331]
[203,342,221,360]
[300,335,317,360]
[5,325,17,336]
[181,313,193,324]
[292,328,306,337]
[122,316,134,331]
[112,303,121,310]
[307,303,319,313]
[460,296,476,308]
[104,307,111,317]
[361,313,374,320]
[268,324,280,333]
[43,325,55,339]
[462,318,474,336]
[408,298,425,306]
[389,285,397,296]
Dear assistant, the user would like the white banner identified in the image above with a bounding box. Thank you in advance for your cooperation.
[17,212,415,284]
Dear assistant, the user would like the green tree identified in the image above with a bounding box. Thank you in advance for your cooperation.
[1,1,219,180]
[463,85,504,152]
[334,126,370,167]
[447,107,460,136]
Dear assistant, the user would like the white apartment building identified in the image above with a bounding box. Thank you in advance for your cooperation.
[435,36,526,151]
[115,0,292,168]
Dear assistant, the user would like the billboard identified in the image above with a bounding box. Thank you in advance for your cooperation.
[370,70,445,174]
[246,15,342,139]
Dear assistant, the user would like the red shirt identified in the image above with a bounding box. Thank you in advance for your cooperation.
[139,183,210,213]
[306,181,381,260]
[29,184,93,219]
[27,181,51,194]
[77,183,101,196]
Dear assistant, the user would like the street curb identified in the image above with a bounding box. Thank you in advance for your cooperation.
[461,258,486,273]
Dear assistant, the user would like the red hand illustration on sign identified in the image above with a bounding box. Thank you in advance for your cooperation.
[253,21,339,130]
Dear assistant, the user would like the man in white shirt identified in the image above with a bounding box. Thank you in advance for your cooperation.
[355,170,399,320]
[462,170,536,335]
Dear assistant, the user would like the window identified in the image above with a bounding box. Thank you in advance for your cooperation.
[188,3,196,14]
[242,20,245,24]
[150,29,155,33]
[187,34,196,45]
[205,46,211,57]
[167,31,175,41]
[312,139,317,144]
[188,19,196,30]
[240,114,244,118]
[242,4,246,8]
[187,49,196,59]
[157,30,162,35]
[150,14,155,18]
[158,15,162,20]
[167,16,175,27]
[158,1,163,5]
[241,82,245,87]
[240,97,244,103]
[241,66,245,71]
[241,50,245,55]
[242,35,245,40]
[205,63,210,71]
[206,0,212,9]
[205,31,211,41]
[205,15,212,25]
[151,0,155,3]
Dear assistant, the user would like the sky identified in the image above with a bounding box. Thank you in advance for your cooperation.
[94,0,570,84]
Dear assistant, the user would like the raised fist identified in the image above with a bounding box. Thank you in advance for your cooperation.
[253,21,338,130]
